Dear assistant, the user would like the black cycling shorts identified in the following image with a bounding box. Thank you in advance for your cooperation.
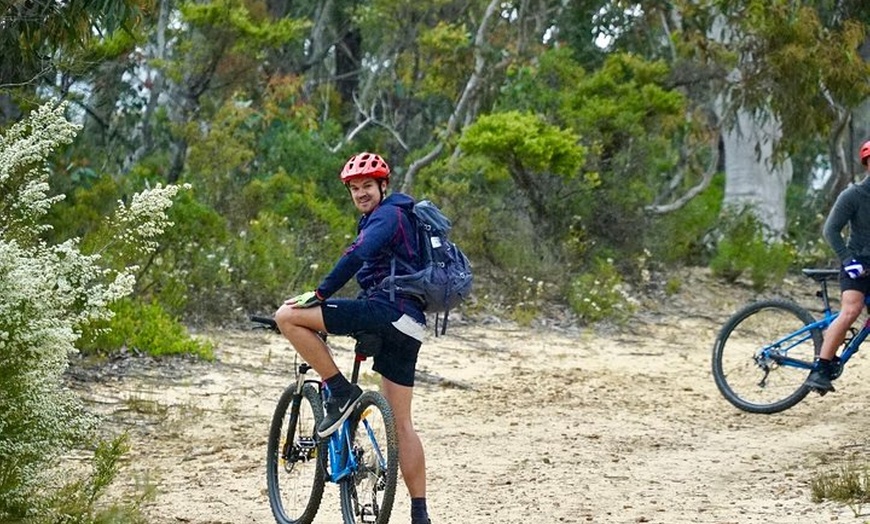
[840,269,870,295]
[321,298,424,387]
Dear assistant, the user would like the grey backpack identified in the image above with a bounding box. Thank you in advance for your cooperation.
[382,200,473,334]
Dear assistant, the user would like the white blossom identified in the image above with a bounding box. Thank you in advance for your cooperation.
[0,100,185,506]
[0,101,78,240]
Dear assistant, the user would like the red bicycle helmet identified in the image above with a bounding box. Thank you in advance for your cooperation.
[339,152,391,183]
[861,140,870,166]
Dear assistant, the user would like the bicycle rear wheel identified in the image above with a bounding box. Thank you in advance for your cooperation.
[267,383,326,524]
[712,299,821,414]
[339,391,398,524]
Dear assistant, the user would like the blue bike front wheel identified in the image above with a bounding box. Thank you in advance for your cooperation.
[339,390,399,524]
[712,299,821,414]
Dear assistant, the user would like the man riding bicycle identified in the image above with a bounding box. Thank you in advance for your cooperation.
[808,140,870,392]
[274,152,432,524]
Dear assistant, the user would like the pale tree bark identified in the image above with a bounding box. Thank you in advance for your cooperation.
[711,15,792,238]
[819,32,870,205]
[401,0,565,192]
[719,104,792,237]
[852,98,870,173]
[400,0,503,193]
[126,0,171,173]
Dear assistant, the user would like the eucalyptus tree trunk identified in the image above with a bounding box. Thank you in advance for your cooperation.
[719,106,792,237]
[850,37,870,181]
[711,15,792,238]
[852,99,870,174]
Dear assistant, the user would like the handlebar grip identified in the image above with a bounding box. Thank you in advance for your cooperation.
[250,315,279,333]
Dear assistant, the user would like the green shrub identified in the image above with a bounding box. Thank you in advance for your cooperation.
[231,211,308,311]
[665,277,682,295]
[78,297,214,359]
[142,189,234,321]
[810,457,870,517]
[39,434,152,524]
[567,257,637,323]
[710,210,795,291]
[650,173,724,265]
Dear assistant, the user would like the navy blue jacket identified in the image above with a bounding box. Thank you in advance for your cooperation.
[316,193,425,323]
[824,178,870,266]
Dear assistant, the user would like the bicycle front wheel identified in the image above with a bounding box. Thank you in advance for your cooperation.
[712,299,821,414]
[267,383,326,524]
[339,391,399,524]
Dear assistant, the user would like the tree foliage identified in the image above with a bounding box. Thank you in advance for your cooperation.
[1,0,867,326]
[2,2,869,518]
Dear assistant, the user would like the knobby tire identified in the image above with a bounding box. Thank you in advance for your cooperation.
[339,391,399,524]
[712,299,821,414]
[267,383,326,524]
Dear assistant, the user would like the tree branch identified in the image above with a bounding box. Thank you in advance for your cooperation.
[645,131,721,214]
[400,0,501,193]
[328,95,409,153]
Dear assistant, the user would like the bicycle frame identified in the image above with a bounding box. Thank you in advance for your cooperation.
[277,354,363,480]
[296,353,386,485]
[762,292,870,370]
[325,412,387,483]
[256,314,398,524]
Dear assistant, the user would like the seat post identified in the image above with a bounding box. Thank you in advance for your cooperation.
[350,354,365,384]
[820,279,832,312]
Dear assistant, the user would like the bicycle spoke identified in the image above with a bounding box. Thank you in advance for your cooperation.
[712,300,820,413]
[267,383,326,524]
[340,392,398,524]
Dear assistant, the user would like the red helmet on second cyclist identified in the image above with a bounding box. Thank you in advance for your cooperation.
[340,152,391,184]
[861,140,870,166]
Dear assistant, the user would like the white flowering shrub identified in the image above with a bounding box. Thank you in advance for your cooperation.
[567,257,638,324]
[0,102,77,247]
[0,101,184,520]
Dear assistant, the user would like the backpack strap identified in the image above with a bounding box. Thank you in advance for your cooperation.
[434,310,448,337]
[388,257,396,303]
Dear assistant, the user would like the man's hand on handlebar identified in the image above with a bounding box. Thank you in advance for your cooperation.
[286,290,322,308]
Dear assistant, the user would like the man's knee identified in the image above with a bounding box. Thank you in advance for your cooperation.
[275,304,326,336]
[840,300,865,321]
[275,304,302,332]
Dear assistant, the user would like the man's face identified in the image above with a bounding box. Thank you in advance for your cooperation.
[348,177,385,214]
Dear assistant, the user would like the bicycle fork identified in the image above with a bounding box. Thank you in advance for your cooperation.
[282,362,316,468]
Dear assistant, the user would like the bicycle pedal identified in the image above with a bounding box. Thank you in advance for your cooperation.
[812,386,834,396]
[360,504,377,523]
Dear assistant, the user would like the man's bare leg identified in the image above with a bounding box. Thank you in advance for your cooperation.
[382,377,429,523]
[274,304,359,436]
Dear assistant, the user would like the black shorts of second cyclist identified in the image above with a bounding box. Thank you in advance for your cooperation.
[321,298,422,387]
[839,270,870,295]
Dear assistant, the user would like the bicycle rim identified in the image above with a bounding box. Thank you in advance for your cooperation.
[339,391,398,524]
[267,383,326,524]
[712,299,820,414]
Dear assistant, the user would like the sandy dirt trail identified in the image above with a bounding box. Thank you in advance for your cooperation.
[72,269,870,524]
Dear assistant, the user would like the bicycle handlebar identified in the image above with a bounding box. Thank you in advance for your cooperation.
[249,314,333,343]
[250,315,280,333]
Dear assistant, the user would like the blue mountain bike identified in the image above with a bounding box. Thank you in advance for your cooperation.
[251,316,398,524]
[712,268,870,414]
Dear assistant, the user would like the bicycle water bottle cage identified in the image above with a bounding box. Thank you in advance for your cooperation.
[354,331,382,357]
